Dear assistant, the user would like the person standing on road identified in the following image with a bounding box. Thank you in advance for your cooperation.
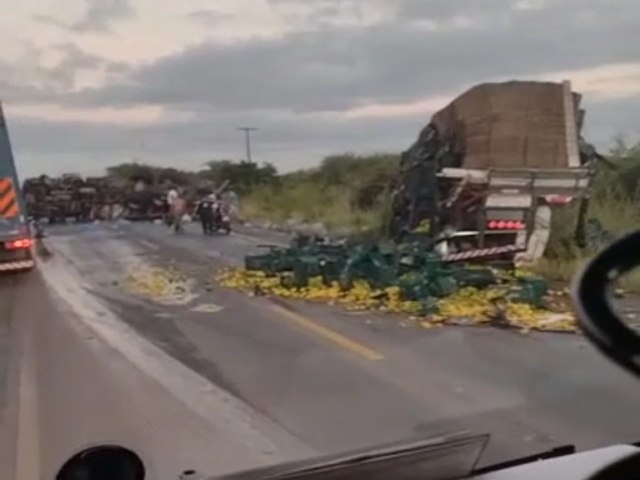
[196,193,216,235]
[170,190,187,233]
[165,186,179,227]
[166,186,178,209]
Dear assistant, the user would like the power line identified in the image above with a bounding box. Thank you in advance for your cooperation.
[236,127,258,162]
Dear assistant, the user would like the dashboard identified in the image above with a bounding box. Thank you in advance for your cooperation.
[54,443,640,480]
[474,445,639,480]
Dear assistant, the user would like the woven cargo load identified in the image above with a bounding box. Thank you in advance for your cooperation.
[430,81,582,169]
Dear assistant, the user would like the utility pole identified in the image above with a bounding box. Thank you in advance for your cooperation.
[236,127,258,162]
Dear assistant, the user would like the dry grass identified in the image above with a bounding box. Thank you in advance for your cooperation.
[241,183,387,234]
[533,189,640,291]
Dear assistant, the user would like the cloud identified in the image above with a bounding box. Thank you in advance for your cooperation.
[11,0,640,177]
[0,42,129,104]
[582,95,640,144]
[267,0,393,28]
[69,0,639,115]
[396,0,515,22]
[31,13,70,31]
[186,9,235,28]
[33,0,135,34]
[8,107,424,178]
[9,91,640,180]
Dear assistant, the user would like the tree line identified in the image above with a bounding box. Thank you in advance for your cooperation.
[106,159,279,194]
[106,153,401,207]
[106,141,640,204]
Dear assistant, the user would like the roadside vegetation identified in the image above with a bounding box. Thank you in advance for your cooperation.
[240,153,399,233]
[534,140,640,288]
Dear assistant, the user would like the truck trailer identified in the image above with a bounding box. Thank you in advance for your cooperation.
[0,102,34,272]
[390,80,596,264]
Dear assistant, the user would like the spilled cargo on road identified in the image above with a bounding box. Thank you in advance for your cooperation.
[218,80,607,333]
[216,233,575,333]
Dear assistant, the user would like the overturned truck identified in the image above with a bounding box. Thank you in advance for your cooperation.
[390,80,597,264]
[23,175,171,222]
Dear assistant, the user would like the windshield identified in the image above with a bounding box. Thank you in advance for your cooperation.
[1,1,639,479]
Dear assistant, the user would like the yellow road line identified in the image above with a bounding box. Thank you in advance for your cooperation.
[270,304,384,361]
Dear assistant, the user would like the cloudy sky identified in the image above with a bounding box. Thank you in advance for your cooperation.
[1,0,639,179]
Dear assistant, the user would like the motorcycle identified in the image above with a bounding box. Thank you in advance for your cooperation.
[212,201,231,234]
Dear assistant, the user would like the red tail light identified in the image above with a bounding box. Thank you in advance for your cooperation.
[5,238,33,250]
[487,220,526,231]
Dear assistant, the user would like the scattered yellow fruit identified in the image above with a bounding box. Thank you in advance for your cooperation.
[216,268,578,333]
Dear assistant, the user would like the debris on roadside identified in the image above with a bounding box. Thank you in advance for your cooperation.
[125,265,197,305]
[216,237,578,333]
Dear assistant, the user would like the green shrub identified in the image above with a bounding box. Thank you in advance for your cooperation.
[241,153,397,234]
[536,145,640,289]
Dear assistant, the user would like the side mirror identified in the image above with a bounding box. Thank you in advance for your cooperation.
[56,446,145,480]
[571,230,640,378]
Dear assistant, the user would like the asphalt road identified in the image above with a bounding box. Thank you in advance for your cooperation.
[2,221,640,479]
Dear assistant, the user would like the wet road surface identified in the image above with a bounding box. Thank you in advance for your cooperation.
[2,221,640,479]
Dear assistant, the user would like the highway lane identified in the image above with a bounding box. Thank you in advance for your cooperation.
[3,221,640,478]
[45,224,640,452]
[0,273,24,480]
[0,241,311,479]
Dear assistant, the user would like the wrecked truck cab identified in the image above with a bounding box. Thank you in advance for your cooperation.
[391,80,596,265]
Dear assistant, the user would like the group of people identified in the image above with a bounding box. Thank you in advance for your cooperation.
[165,187,231,235]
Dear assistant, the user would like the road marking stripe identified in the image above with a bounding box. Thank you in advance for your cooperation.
[269,304,384,361]
[231,232,264,243]
[232,232,287,247]
[191,303,224,313]
[138,239,160,251]
[15,326,40,480]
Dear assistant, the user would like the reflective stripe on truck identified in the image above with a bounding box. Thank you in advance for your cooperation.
[0,177,19,218]
[444,245,523,262]
[0,260,35,271]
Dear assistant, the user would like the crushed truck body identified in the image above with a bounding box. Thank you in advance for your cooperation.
[390,80,598,264]
[23,173,236,225]
[23,175,171,223]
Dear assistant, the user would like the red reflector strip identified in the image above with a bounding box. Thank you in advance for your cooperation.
[5,238,33,250]
[487,220,526,231]
[444,245,523,262]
